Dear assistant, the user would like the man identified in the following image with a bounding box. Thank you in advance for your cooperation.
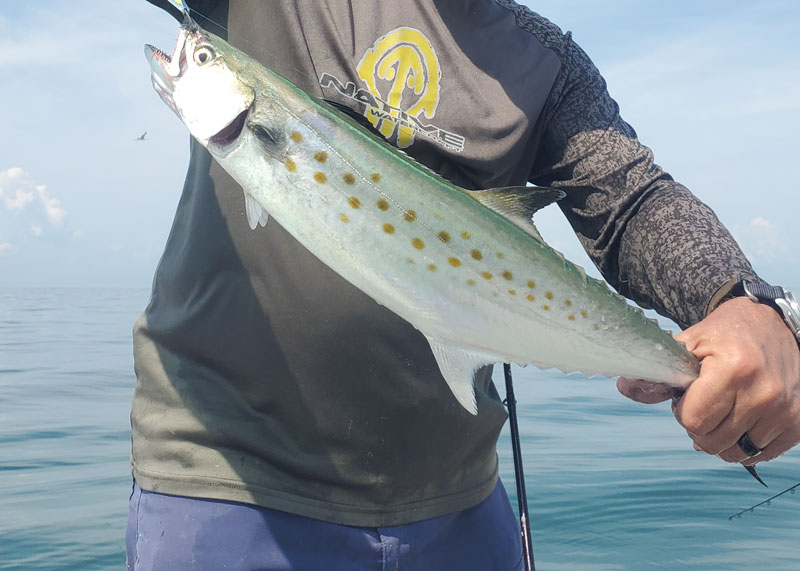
[129,1,800,569]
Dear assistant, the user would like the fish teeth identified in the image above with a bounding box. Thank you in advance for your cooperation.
[150,45,171,62]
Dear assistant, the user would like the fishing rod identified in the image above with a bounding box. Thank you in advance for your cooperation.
[729,481,800,520]
[504,364,535,571]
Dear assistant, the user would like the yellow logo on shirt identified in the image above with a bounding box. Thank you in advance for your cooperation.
[356,27,441,149]
[319,27,464,151]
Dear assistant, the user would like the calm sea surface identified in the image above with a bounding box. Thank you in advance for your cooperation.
[1,288,799,570]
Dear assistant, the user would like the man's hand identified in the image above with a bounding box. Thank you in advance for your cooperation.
[617,297,800,466]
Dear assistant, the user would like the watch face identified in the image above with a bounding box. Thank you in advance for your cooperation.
[775,292,800,340]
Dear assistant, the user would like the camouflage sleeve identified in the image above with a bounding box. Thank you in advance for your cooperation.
[516,12,760,328]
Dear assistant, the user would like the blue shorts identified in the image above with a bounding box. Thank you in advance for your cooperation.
[126,479,524,570]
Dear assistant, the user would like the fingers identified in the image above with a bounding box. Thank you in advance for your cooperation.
[616,377,681,404]
[707,405,798,465]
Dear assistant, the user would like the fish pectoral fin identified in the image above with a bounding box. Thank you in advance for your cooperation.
[426,337,496,415]
[469,186,564,240]
[248,121,287,160]
[244,193,269,229]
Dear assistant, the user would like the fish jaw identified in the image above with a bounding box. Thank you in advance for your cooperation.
[144,28,254,152]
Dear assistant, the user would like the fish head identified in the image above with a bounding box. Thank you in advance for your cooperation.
[144,11,254,154]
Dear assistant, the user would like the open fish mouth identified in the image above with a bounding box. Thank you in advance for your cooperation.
[209,108,249,149]
[144,43,182,114]
[144,26,189,106]
[145,22,253,150]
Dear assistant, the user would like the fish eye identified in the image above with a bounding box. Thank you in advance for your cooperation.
[193,46,215,66]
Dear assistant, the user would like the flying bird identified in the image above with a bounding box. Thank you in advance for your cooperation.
[135,131,147,141]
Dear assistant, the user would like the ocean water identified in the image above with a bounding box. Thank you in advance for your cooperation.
[1,288,799,570]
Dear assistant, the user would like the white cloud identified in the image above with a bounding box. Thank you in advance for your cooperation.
[0,167,34,210]
[0,167,68,223]
[732,216,788,262]
[3,188,33,210]
[601,7,800,127]
[36,185,67,225]
[0,166,25,180]
[0,168,71,262]
[749,217,775,230]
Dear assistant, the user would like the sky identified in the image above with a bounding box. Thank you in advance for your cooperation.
[0,0,798,290]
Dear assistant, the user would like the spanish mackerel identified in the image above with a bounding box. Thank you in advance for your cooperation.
[144,14,700,414]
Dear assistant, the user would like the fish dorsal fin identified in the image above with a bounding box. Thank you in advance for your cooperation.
[426,336,498,415]
[470,186,564,240]
[244,192,269,229]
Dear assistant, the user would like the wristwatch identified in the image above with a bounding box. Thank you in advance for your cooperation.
[728,276,800,348]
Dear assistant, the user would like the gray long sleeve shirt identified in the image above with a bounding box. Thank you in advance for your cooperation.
[131,0,759,526]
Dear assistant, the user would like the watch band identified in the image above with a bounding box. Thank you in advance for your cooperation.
[730,277,800,347]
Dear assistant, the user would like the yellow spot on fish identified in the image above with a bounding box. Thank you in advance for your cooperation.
[404,210,417,222]
[581,310,589,318]
[383,223,395,234]
[497,252,505,259]
[593,324,600,331]
[526,294,535,302]
[471,249,482,261]
[290,131,302,142]
[407,258,415,264]
[448,257,461,268]
[527,280,536,289]
[502,270,513,281]
[285,159,297,172]
[438,231,451,243]
[542,304,551,311]
[314,151,328,163]
[412,238,425,250]
[461,231,471,240]
[314,172,327,183]
[427,264,437,272]
[466,279,476,286]
[545,291,554,300]
[343,173,356,185]
[568,315,576,321]
[339,213,349,223]
[565,299,573,307]
[377,199,389,211]
[508,289,516,296]
[371,173,381,183]
[481,272,493,280]
[348,197,361,209]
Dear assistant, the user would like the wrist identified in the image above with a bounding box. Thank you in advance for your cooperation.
[716,274,800,350]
